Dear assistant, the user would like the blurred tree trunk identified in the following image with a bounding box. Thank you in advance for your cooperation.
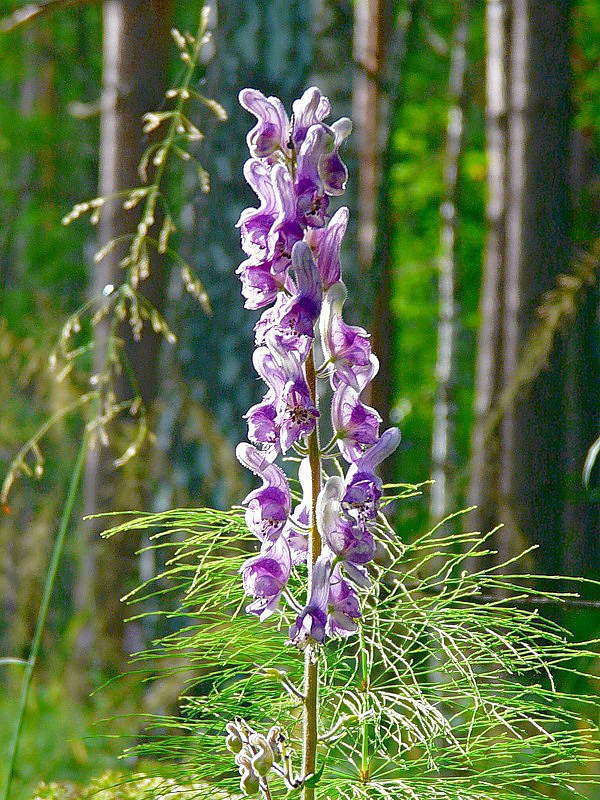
[76,0,173,681]
[430,0,471,523]
[352,0,393,272]
[468,0,508,542]
[469,0,572,575]
[352,0,394,442]
[367,1,421,482]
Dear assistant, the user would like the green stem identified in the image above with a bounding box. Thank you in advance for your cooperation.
[359,625,370,781]
[1,427,89,800]
[302,349,321,800]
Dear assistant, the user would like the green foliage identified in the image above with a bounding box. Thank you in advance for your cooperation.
[30,770,231,800]
[103,502,599,800]
[0,678,135,800]
[388,1,486,518]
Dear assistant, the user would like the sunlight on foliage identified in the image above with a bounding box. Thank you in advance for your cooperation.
[102,499,599,800]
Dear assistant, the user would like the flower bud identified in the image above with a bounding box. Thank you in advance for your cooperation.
[226,733,243,754]
[225,721,244,754]
[266,725,283,762]
[239,765,260,796]
[249,732,274,776]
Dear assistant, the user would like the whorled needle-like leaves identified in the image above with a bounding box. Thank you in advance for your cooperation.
[102,502,599,800]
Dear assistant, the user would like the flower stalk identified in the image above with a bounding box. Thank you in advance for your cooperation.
[232,86,400,797]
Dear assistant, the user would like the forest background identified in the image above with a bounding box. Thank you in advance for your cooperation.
[0,0,598,797]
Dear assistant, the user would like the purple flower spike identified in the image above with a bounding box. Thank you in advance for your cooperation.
[320,281,372,390]
[236,443,291,541]
[291,86,331,147]
[331,383,382,463]
[239,89,290,158]
[326,565,361,638]
[289,551,332,648]
[241,536,292,621]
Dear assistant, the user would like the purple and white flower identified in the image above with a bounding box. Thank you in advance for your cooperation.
[236,86,400,648]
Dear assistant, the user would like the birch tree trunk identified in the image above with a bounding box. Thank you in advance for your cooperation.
[430,0,471,522]
[468,0,509,539]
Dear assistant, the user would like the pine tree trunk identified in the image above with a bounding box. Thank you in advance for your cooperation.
[469,0,571,575]
[76,0,173,681]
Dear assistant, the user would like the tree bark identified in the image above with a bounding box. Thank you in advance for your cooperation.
[76,0,173,680]
[430,0,471,523]
[469,0,572,576]
[468,0,509,536]
[352,0,393,271]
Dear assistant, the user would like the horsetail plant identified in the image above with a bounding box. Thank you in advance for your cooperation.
[103,87,599,800]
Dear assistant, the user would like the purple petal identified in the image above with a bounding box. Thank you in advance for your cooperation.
[291,87,331,147]
[236,259,280,309]
[289,551,333,647]
[331,383,382,462]
[353,428,402,475]
[306,207,349,289]
[320,280,372,389]
[239,89,289,157]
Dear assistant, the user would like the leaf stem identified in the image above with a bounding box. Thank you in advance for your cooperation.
[1,424,90,800]
[302,348,321,800]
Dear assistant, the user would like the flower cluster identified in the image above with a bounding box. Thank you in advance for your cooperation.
[226,716,302,793]
[236,87,400,649]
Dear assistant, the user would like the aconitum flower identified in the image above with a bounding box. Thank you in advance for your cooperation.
[290,86,331,148]
[236,85,399,649]
[326,565,361,637]
[305,206,349,289]
[289,552,332,647]
[236,443,291,541]
[331,379,382,462]
[239,89,290,158]
[241,535,292,621]
[343,428,402,520]
[320,281,373,390]
[318,117,353,196]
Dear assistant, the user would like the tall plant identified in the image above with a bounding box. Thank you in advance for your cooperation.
[106,88,598,800]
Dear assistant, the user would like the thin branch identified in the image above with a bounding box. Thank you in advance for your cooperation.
[0,0,98,34]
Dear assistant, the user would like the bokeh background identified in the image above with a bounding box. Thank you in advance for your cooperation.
[0,0,598,796]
